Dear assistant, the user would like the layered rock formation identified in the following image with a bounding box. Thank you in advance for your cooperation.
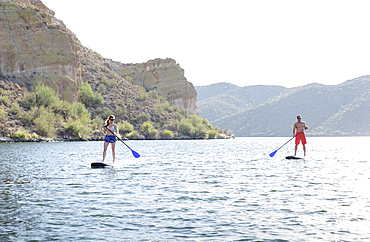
[117,59,197,113]
[0,0,81,102]
[0,0,197,113]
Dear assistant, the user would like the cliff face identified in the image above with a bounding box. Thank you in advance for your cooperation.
[117,59,197,114]
[0,0,81,102]
[0,0,197,113]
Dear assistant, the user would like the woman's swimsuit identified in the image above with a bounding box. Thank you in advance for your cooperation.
[105,125,117,143]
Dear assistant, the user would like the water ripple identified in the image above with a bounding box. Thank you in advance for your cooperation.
[1,138,370,241]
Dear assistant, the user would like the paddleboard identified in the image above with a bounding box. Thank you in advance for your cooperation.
[91,162,112,168]
[285,156,304,160]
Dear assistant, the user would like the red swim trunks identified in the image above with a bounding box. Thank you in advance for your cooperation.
[295,132,307,145]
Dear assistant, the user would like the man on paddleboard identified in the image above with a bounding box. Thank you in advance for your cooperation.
[293,115,308,156]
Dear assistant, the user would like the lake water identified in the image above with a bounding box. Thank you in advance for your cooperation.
[1,137,370,241]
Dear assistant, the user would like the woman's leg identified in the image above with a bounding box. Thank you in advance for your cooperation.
[111,142,116,163]
[102,141,109,162]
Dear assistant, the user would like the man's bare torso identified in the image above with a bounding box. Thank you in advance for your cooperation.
[294,121,306,133]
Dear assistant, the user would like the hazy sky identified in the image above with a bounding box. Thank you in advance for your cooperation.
[41,0,370,88]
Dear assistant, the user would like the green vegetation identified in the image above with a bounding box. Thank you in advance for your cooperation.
[136,87,148,101]
[1,78,228,141]
[9,101,21,115]
[11,128,38,140]
[79,81,104,108]
[16,82,93,139]
[161,129,174,138]
[141,121,158,139]
[35,83,57,107]
[0,107,7,121]
[117,120,134,136]
[138,112,151,123]
[0,95,9,106]
[126,130,139,139]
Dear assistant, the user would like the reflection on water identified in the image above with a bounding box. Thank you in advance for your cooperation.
[1,137,370,241]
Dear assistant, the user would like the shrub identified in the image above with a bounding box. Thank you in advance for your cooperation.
[102,109,114,120]
[9,101,21,115]
[97,83,106,93]
[0,95,9,106]
[0,107,7,121]
[35,83,57,107]
[170,119,179,131]
[12,128,31,140]
[117,120,134,135]
[174,112,182,121]
[21,92,36,109]
[34,106,57,137]
[92,117,103,130]
[70,102,91,124]
[178,119,192,136]
[190,125,208,139]
[158,96,166,102]
[109,71,117,79]
[173,105,180,112]
[108,79,118,88]
[138,112,151,123]
[148,90,159,99]
[161,129,174,138]
[202,118,213,129]
[50,99,73,120]
[1,89,12,96]
[180,108,188,116]
[163,101,171,112]
[115,105,127,121]
[126,130,139,139]
[64,118,92,139]
[93,63,100,72]
[79,81,104,108]
[208,130,218,139]
[136,88,147,101]
[190,115,202,127]
[21,106,38,126]
[154,104,164,117]
[141,121,158,138]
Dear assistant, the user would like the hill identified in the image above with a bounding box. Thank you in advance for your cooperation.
[0,0,230,141]
[196,76,370,136]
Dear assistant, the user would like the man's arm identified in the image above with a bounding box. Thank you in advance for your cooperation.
[293,123,296,136]
[303,122,308,130]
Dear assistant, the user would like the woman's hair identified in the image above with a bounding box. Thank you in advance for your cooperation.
[105,115,115,126]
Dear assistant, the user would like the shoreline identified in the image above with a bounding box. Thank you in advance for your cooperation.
[0,136,234,143]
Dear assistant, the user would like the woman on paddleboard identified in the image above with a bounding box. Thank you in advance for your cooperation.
[102,115,119,163]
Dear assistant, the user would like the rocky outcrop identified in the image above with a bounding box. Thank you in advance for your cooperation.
[0,0,82,102]
[117,58,197,113]
[0,0,197,113]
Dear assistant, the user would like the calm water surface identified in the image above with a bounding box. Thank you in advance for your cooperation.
[1,137,370,241]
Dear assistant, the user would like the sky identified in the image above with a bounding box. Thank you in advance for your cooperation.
[41,0,370,88]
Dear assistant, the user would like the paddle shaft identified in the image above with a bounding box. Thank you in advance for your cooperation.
[104,126,131,150]
[275,129,305,151]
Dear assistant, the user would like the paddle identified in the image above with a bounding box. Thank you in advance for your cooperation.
[269,129,305,157]
[104,126,140,158]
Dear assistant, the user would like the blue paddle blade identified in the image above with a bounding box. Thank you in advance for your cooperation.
[131,149,140,158]
[269,150,277,157]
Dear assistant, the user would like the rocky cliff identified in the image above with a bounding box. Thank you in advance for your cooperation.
[0,0,82,102]
[117,58,197,113]
[0,0,197,112]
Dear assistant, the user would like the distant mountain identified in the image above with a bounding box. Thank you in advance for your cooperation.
[196,76,370,136]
